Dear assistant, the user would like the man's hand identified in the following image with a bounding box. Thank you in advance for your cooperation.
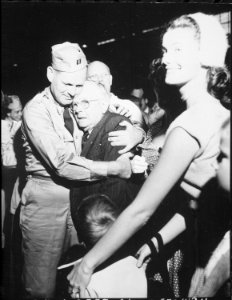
[109,102,133,119]
[106,152,133,179]
[108,121,145,154]
[131,155,148,174]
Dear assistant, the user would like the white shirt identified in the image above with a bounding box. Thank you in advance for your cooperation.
[1,119,21,167]
[87,256,147,298]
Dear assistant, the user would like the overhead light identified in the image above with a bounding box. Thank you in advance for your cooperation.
[13,64,18,67]
[142,27,158,34]
[97,38,116,46]
[82,44,88,48]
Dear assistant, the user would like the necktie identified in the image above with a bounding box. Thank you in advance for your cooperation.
[82,132,89,148]
[63,107,74,135]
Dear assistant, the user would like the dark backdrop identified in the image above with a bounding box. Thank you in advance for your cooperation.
[1,2,230,105]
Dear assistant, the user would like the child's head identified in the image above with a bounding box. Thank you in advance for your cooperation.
[73,194,119,249]
[216,118,230,192]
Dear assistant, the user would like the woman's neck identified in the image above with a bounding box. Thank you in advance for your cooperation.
[179,69,212,108]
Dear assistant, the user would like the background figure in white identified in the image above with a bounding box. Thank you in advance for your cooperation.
[1,94,22,248]
[1,93,23,298]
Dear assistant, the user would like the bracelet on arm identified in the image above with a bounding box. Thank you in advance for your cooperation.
[146,240,158,257]
[154,232,164,253]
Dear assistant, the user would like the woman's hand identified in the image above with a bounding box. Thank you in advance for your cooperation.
[136,244,152,269]
[67,259,93,298]
[131,155,148,174]
[68,285,99,299]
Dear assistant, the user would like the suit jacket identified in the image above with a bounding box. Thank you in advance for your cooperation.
[71,111,142,221]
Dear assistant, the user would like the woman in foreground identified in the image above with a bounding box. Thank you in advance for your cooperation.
[68,12,229,297]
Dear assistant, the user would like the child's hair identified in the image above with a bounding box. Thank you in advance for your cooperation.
[73,194,119,248]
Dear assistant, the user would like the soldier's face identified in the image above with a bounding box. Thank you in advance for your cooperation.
[50,68,87,107]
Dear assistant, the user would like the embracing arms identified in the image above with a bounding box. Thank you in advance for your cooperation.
[22,103,132,181]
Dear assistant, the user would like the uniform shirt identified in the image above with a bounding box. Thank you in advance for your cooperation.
[166,97,229,198]
[22,87,106,181]
[1,119,21,167]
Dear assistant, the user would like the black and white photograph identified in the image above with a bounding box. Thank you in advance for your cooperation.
[1,1,231,299]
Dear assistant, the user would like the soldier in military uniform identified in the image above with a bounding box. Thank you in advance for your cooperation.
[20,42,135,298]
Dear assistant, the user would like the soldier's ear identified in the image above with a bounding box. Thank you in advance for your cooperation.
[109,74,113,87]
[47,66,55,83]
[100,99,109,113]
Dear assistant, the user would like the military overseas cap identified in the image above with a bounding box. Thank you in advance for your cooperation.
[51,42,87,72]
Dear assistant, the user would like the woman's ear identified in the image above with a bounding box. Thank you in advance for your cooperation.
[109,74,113,87]
[47,66,55,83]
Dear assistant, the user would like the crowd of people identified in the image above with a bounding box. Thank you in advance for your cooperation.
[1,11,230,300]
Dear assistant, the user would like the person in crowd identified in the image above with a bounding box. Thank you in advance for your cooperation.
[130,86,149,114]
[58,194,147,298]
[87,60,144,125]
[128,94,141,110]
[1,94,22,247]
[188,118,230,297]
[1,93,23,298]
[67,13,229,297]
[20,42,137,299]
[70,81,146,217]
[87,61,147,154]
[139,58,185,173]
[133,59,185,297]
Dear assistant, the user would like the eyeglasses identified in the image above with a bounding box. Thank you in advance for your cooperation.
[72,99,99,111]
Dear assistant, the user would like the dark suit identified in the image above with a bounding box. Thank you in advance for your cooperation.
[70,111,143,223]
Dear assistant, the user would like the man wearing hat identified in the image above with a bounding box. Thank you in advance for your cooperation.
[20,42,133,298]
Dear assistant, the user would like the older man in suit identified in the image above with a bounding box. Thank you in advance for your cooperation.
[70,80,145,219]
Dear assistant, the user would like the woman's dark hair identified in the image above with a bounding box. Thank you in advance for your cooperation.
[74,194,119,249]
[207,66,230,109]
[1,94,14,119]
